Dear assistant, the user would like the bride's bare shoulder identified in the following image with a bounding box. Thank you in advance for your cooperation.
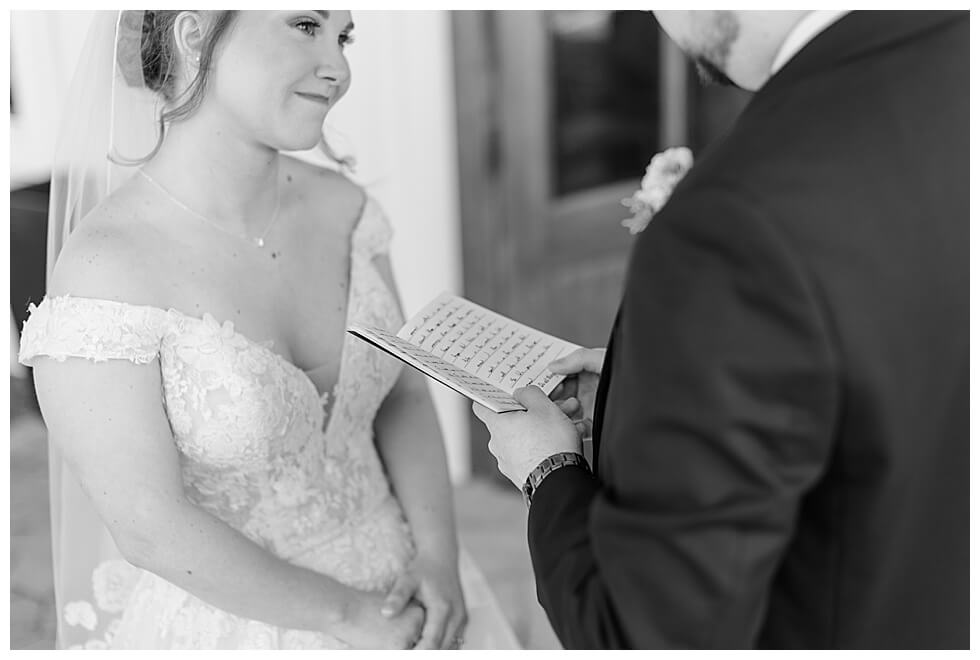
[280,154,366,227]
[48,185,168,302]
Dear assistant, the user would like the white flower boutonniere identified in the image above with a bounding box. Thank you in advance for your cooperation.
[621,146,693,234]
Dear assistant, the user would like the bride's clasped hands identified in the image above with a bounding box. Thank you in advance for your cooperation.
[379,552,468,649]
[329,587,425,650]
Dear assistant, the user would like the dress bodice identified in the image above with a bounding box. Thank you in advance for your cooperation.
[19,197,420,648]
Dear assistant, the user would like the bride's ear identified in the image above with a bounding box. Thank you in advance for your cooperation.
[172,11,208,70]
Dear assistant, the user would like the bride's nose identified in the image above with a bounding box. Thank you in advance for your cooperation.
[314,55,350,85]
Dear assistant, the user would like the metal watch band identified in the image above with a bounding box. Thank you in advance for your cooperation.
[522,451,590,508]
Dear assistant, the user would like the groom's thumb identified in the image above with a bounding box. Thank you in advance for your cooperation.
[513,386,552,409]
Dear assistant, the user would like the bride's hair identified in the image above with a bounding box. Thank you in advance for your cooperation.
[111,10,235,164]
[140,10,235,126]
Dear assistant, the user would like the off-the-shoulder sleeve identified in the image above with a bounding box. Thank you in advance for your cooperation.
[351,196,393,260]
[18,296,169,367]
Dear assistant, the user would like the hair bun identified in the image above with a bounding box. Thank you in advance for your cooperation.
[116,10,150,87]
[139,11,171,92]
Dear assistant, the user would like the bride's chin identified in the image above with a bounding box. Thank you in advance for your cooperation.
[276,129,324,153]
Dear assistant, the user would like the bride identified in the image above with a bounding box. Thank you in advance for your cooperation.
[18,10,518,649]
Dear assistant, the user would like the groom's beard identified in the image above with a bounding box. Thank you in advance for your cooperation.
[694,56,737,87]
[688,10,739,88]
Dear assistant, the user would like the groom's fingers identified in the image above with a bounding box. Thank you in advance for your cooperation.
[548,348,605,375]
[549,377,576,402]
[381,574,419,618]
[574,419,593,439]
[557,397,581,417]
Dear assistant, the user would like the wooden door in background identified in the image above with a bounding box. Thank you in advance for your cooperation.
[452,11,751,479]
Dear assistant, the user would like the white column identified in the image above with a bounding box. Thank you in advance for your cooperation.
[325,11,470,483]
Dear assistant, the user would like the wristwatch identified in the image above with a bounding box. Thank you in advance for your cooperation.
[522,452,591,508]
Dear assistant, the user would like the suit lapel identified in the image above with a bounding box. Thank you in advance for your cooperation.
[589,307,620,481]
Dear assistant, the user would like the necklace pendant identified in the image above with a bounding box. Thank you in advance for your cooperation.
[254,237,265,248]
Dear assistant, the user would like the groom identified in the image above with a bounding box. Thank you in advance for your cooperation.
[473,11,967,649]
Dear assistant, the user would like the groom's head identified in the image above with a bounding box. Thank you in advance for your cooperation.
[653,11,810,91]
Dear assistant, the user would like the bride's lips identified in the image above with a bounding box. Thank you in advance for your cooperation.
[295,91,332,106]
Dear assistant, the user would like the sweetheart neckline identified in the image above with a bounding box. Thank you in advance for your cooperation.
[38,195,374,405]
[39,294,349,409]
[169,305,348,404]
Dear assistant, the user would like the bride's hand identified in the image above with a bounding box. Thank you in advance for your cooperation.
[381,554,468,649]
[332,589,425,649]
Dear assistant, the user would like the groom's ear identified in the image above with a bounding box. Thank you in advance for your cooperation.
[172,11,208,67]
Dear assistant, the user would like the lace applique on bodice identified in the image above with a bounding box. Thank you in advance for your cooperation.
[19,198,418,648]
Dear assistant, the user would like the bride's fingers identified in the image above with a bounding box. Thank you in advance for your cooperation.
[444,610,468,649]
[414,600,450,650]
[381,574,419,618]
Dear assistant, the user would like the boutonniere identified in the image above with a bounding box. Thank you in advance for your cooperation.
[621,146,693,234]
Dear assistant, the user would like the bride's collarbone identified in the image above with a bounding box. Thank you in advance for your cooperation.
[157,257,351,370]
[162,290,347,378]
[100,180,356,370]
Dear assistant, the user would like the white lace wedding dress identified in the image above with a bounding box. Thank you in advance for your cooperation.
[18,197,520,649]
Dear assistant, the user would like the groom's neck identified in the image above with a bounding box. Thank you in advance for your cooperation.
[723,11,810,91]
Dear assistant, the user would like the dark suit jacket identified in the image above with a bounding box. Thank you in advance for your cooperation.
[527,11,968,649]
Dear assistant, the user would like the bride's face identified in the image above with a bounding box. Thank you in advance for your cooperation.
[204,11,354,151]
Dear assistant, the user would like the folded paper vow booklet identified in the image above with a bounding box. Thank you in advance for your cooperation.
[348,292,581,412]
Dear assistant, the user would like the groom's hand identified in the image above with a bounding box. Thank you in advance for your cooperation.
[472,386,584,489]
[547,348,605,438]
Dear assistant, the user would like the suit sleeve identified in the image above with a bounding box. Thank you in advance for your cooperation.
[527,189,840,648]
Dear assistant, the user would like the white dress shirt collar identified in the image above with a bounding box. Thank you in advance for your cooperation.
[770,10,851,75]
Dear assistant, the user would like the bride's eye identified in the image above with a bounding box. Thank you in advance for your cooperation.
[339,31,355,48]
[293,18,321,37]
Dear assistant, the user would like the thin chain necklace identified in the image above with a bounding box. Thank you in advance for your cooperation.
[138,169,281,248]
